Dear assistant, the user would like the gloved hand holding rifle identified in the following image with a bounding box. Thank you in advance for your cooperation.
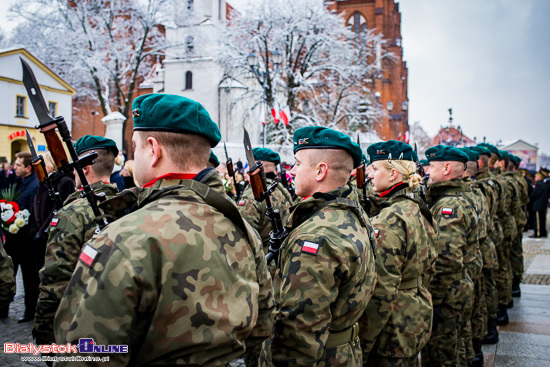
[243,128,288,265]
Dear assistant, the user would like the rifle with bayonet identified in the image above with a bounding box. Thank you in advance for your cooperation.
[243,128,288,265]
[279,164,297,201]
[223,142,242,201]
[356,136,371,211]
[20,58,107,228]
[25,129,63,210]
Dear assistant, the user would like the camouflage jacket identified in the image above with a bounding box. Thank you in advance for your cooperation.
[509,171,528,229]
[54,171,274,366]
[238,176,294,253]
[461,177,483,280]
[473,169,499,269]
[33,182,119,345]
[359,183,437,358]
[265,184,377,366]
[425,179,478,309]
[492,169,517,241]
[0,239,15,305]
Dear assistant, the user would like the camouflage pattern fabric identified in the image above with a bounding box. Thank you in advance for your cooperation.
[238,176,294,253]
[33,182,119,345]
[54,172,274,366]
[359,184,437,361]
[421,179,477,367]
[262,185,377,366]
[0,239,16,307]
[510,171,529,281]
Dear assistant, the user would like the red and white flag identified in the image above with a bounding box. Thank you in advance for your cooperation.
[79,244,99,267]
[279,105,291,126]
[259,103,266,125]
[403,130,410,144]
[271,102,280,124]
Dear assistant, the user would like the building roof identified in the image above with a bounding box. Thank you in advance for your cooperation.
[431,126,475,147]
[500,139,538,151]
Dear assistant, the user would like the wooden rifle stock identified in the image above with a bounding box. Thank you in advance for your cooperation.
[40,124,69,170]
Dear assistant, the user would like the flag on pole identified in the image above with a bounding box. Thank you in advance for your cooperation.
[279,105,291,126]
[259,103,266,125]
[271,102,280,124]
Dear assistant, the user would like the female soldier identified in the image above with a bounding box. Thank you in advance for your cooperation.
[359,140,437,366]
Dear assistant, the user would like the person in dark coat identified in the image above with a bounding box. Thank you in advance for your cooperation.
[4,151,40,322]
[29,152,75,273]
[0,161,17,190]
[529,171,549,238]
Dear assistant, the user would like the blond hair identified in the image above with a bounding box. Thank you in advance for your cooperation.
[43,151,57,173]
[381,159,422,187]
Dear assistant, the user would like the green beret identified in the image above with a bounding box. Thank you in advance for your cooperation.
[293,126,362,168]
[74,135,118,157]
[498,150,511,160]
[411,150,419,163]
[132,93,221,147]
[367,140,415,163]
[361,153,368,165]
[209,150,220,167]
[459,147,479,162]
[469,146,491,157]
[425,145,469,163]
[478,143,500,157]
[252,148,281,165]
[510,155,521,165]
[418,159,429,167]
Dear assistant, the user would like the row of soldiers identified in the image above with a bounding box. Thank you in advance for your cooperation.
[0,93,529,367]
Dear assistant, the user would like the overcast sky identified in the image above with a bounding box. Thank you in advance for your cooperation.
[4,0,549,154]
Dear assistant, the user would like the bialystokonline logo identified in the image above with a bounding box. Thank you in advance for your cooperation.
[4,338,128,355]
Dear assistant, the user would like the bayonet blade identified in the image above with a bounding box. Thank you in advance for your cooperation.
[25,129,39,160]
[243,128,257,171]
[224,142,229,161]
[21,58,54,125]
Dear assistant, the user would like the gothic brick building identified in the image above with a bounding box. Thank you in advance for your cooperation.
[326,0,409,141]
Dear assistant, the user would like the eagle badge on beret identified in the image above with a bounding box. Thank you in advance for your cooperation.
[298,138,309,145]
[376,149,386,155]
[132,108,140,117]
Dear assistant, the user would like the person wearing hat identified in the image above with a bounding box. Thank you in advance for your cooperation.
[54,94,274,366]
[494,150,522,322]
[358,140,437,366]
[530,170,549,238]
[507,156,529,299]
[33,135,120,347]
[237,147,294,256]
[469,145,500,345]
[261,126,376,366]
[420,145,479,367]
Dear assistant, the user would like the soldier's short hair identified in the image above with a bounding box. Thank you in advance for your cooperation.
[311,149,354,185]
[88,149,116,178]
[140,131,210,171]
[15,151,33,167]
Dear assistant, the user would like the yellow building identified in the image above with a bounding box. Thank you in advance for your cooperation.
[0,47,75,163]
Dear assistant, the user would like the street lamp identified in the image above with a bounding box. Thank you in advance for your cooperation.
[247,49,282,146]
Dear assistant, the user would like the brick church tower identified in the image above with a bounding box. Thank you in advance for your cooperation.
[326,0,409,141]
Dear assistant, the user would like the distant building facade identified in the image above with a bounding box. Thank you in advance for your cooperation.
[0,47,74,163]
[326,0,409,141]
[501,139,538,171]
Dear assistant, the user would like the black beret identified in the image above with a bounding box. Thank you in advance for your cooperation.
[252,148,281,165]
[425,145,469,163]
[132,93,221,147]
[74,135,118,157]
[367,140,415,163]
[293,126,362,168]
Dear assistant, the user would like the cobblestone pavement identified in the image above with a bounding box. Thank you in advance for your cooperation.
[2,226,550,366]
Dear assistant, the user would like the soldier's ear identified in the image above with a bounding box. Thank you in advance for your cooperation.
[147,137,162,167]
[316,161,328,181]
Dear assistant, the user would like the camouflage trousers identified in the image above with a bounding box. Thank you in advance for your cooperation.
[510,229,524,281]
[472,275,487,339]
[368,354,419,367]
[483,269,498,319]
[421,304,461,367]
[495,238,513,305]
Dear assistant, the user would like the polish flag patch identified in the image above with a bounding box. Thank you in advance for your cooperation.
[79,244,99,267]
[374,229,380,238]
[50,218,59,227]
[238,199,245,206]
[301,241,320,255]
[442,207,453,215]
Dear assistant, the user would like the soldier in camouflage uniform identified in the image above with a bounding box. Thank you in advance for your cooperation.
[359,141,437,367]
[260,126,377,366]
[421,145,478,367]
[238,147,294,254]
[33,136,120,346]
[54,94,274,365]
[0,234,16,319]
[508,155,529,297]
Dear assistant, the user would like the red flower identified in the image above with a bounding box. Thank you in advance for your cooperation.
[9,201,19,213]
[4,213,16,224]
[0,199,6,203]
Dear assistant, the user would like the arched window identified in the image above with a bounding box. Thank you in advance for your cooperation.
[186,36,194,54]
[347,12,367,43]
[185,71,193,90]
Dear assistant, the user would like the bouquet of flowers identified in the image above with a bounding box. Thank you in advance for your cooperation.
[0,184,30,234]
